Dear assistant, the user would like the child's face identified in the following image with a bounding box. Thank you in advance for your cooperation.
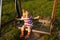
[23,13,26,17]
[23,10,29,18]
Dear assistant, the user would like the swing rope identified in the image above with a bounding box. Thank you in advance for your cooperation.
[15,0,22,18]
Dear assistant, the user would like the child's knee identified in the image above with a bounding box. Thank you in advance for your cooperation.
[21,26,24,31]
[28,27,31,32]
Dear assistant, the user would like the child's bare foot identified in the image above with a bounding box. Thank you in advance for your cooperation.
[25,35,29,39]
[20,34,24,38]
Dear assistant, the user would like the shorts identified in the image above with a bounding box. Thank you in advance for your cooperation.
[24,23,33,28]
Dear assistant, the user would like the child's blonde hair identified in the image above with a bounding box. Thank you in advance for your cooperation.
[22,9,29,18]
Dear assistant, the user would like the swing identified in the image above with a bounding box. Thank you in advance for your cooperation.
[15,0,24,28]
[15,0,57,35]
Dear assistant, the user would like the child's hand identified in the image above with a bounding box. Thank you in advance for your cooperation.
[36,16,40,19]
[34,16,40,19]
[15,18,21,20]
[15,17,19,19]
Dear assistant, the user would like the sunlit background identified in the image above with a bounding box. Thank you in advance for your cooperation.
[0,0,1,15]
[0,0,1,16]
[0,0,2,25]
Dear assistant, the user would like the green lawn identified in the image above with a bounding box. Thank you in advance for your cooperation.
[1,0,60,40]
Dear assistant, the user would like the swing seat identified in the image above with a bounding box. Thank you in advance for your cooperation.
[16,26,50,35]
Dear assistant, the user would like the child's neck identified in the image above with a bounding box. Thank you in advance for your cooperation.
[23,16,28,18]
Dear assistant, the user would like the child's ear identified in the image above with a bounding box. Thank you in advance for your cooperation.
[25,10,29,14]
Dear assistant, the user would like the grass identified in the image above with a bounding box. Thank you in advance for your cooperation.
[2,0,15,24]
[1,0,60,40]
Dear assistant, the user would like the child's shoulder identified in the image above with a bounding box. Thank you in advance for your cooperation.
[29,16,33,19]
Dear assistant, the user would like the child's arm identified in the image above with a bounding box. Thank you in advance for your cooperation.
[15,18,21,20]
[33,16,40,19]
[16,16,23,20]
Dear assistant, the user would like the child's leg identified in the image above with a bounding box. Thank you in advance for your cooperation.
[27,26,31,36]
[25,26,31,39]
[20,25,25,37]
